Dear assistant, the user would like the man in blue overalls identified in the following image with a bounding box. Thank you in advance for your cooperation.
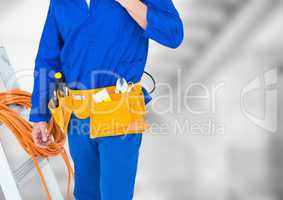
[30,0,183,199]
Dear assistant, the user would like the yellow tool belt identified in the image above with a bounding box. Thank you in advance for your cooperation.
[48,83,149,138]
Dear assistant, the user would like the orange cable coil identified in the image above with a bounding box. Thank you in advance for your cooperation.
[0,89,73,200]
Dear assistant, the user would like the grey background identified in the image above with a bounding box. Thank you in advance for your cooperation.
[0,0,283,199]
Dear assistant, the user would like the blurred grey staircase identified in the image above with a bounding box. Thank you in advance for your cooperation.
[147,0,279,84]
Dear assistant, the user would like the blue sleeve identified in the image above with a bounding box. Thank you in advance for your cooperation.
[29,0,63,122]
[143,0,184,49]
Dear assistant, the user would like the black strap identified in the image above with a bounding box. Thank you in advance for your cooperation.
[143,71,156,94]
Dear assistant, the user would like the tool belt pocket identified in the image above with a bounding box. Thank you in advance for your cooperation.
[89,85,149,138]
[48,97,72,134]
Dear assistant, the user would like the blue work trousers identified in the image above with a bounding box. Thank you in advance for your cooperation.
[67,114,142,200]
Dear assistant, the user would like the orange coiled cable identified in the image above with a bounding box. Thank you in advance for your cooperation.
[0,89,73,200]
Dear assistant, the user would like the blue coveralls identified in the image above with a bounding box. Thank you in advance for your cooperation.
[29,0,183,199]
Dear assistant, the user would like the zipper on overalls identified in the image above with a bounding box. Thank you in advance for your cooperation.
[87,0,97,15]
[85,0,97,46]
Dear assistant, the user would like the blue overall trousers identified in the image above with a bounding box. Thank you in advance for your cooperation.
[68,114,142,200]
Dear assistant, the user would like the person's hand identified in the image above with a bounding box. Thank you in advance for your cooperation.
[32,122,52,148]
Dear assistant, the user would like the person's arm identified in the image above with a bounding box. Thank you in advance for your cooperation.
[116,0,184,49]
[29,0,63,123]
[30,0,63,147]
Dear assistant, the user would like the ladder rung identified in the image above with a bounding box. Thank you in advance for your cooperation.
[13,158,46,186]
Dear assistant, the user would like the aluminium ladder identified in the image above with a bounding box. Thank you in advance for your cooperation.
[0,43,65,200]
